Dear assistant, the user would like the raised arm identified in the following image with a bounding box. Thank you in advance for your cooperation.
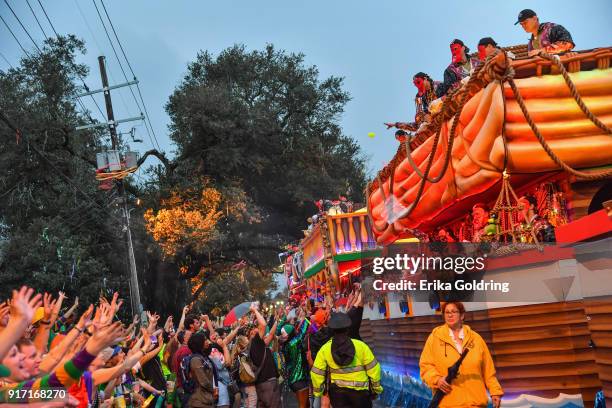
[0,287,42,360]
[177,304,189,331]
[250,304,266,338]
[223,325,241,346]
[202,314,216,334]
[39,304,94,374]
[32,293,57,353]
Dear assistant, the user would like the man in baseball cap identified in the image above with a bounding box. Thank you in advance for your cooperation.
[515,9,574,57]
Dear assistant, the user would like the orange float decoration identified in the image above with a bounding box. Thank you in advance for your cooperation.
[367,47,612,245]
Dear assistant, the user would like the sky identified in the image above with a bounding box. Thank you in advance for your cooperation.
[1,0,611,177]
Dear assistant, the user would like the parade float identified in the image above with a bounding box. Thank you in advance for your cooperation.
[363,45,612,407]
[283,200,381,304]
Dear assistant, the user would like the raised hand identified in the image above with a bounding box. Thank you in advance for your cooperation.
[76,304,95,331]
[108,292,122,318]
[97,302,113,326]
[85,321,125,355]
[164,316,175,333]
[42,293,57,322]
[10,286,42,324]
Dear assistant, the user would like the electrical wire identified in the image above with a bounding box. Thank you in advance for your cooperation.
[95,0,161,151]
[72,0,133,117]
[3,0,43,54]
[25,0,48,39]
[0,13,31,57]
[3,5,99,126]
[35,0,107,120]
[0,50,14,69]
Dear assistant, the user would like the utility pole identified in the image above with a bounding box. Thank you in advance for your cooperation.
[98,55,142,318]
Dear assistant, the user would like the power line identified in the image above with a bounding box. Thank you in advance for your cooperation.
[100,0,160,151]
[36,0,58,37]
[35,0,106,121]
[25,0,48,39]
[73,0,133,117]
[0,50,14,69]
[0,13,31,57]
[95,0,161,151]
[3,0,43,54]
[90,0,152,145]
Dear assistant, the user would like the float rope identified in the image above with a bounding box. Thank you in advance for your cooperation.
[539,51,612,135]
[508,77,612,180]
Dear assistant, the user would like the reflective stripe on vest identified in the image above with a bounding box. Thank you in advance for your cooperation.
[311,366,326,376]
[332,379,370,388]
[329,365,364,374]
[364,358,378,371]
[328,358,378,374]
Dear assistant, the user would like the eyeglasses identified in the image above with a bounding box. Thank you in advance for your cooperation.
[444,311,460,316]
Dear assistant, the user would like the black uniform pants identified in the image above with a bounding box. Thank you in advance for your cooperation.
[328,385,372,408]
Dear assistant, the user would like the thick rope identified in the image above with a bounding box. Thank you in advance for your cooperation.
[538,52,612,135]
[508,77,612,180]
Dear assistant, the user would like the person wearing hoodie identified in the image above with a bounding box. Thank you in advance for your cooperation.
[310,312,382,408]
[278,309,310,408]
[419,302,503,408]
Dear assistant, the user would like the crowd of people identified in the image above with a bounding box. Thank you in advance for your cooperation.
[0,284,386,408]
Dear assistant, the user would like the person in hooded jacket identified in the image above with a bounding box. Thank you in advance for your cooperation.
[310,312,382,408]
[277,308,310,408]
[419,302,503,408]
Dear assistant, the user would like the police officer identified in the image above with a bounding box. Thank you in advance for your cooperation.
[310,312,382,408]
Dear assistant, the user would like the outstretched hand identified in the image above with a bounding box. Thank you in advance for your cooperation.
[76,304,95,331]
[85,321,125,355]
[10,286,42,324]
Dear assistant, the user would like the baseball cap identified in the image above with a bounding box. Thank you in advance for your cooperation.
[515,9,536,25]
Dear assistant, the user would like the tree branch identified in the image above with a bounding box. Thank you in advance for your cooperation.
[137,149,176,173]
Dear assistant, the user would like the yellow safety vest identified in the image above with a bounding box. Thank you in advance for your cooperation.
[310,338,382,397]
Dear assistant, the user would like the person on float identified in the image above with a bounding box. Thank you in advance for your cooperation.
[515,9,574,57]
[310,312,382,408]
[419,301,503,408]
[473,37,503,70]
[471,203,489,242]
[517,195,556,243]
[436,39,475,98]
[385,72,441,136]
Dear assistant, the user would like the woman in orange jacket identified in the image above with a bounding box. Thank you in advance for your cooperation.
[419,302,503,408]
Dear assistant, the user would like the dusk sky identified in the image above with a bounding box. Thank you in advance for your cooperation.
[1,0,611,177]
